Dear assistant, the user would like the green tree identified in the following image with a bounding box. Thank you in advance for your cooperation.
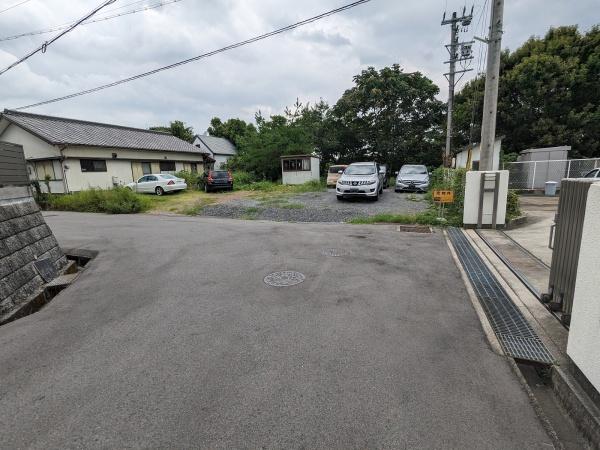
[453,25,600,159]
[329,64,445,170]
[150,120,194,143]
[231,103,314,180]
[206,117,256,147]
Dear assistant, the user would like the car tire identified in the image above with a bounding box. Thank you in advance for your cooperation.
[204,184,209,193]
[336,195,343,201]
[155,186,164,196]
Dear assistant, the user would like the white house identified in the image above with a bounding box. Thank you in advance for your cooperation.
[454,138,502,171]
[192,135,237,170]
[280,155,320,185]
[0,109,213,193]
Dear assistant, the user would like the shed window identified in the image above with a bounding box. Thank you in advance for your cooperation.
[35,160,56,179]
[80,159,107,172]
[283,158,310,172]
[190,163,198,173]
[159,161,176,172]
[141,162,152,175]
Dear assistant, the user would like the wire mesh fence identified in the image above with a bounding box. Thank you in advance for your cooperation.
[504,158,600,190]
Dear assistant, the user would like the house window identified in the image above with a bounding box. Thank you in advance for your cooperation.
[282,158,310,172]
[141,162,152,175]
[159,161,176,172]
[80,159,107,172]
[34,160,56,180]
[190,163,198,173]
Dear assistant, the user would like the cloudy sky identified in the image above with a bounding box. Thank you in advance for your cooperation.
[0,0,595,133]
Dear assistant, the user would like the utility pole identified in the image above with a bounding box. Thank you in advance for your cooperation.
[477,0,504,171]
[441,7,474,167]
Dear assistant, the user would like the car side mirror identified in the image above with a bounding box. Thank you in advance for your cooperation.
[395,171,399,175]
[338,170,343,174]
[379,169,385,174]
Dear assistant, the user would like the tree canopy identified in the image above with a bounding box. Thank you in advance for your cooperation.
[453,25,600,159]
[218,65,445,180]
[150,120,195,143]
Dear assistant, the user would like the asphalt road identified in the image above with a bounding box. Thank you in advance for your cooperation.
[0,213,553,448]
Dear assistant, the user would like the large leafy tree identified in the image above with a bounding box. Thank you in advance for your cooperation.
[149,120,194,143]
[329,64,445,170]
[231,102,315,180]
[453,25,600,159]
[206,117,256,147]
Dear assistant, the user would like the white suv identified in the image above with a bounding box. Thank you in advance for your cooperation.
[336,162,384,201]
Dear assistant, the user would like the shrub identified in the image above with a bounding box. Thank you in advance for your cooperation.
[48,187,150,214]
[428,167,467,226]
[174,170,200,189]
[231,171,256,186]
[506,190,521,219]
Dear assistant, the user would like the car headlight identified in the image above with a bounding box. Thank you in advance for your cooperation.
[367,180,376,185]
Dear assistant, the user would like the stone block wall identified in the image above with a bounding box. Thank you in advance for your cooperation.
[0,191,68,318]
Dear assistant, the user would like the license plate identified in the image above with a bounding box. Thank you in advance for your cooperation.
[348,189,359,193]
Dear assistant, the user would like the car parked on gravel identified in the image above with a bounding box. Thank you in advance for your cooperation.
[326,164,348,187]
[127,173,187,196]
[336,162,385,201]
[395,165,430,193]
[199,170,233,192]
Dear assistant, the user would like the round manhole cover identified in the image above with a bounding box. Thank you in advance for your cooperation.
[321,248,347,257]
[264,271,305,287]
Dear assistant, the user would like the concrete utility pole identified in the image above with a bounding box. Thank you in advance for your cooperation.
[478,0,504,171]
[441,7,474,167]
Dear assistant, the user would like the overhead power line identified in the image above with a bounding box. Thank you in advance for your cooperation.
[0,0,184,43]
[0,0,117,76]
[14,0,372,111]
[0,0,31,15]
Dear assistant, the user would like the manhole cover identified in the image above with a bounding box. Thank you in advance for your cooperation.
[321,248,347,257]
[264,271,305,287]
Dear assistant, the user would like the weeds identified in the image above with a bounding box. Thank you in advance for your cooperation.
[48,187,151,214]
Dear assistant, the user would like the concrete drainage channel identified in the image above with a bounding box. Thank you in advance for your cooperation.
[0,248,97,326]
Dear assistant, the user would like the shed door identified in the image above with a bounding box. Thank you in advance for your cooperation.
[132,162,144,181]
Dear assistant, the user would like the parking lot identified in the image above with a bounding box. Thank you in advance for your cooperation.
[0,212,553,448]
[199,189,429,222]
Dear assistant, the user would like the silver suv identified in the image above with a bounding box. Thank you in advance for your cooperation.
[336,162,384,201]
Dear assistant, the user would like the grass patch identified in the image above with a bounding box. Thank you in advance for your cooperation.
[348,211,446,226]
[241,206,261,220]
[48,187,151,214]
[143,190,217,215]
[236,179,326,194]
[281,203,304,209]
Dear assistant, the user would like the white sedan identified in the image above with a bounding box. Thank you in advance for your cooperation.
[126,174,187,196]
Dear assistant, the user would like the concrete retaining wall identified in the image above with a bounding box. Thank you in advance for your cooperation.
[0,186,67,318]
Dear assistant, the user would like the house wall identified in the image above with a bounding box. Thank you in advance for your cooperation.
[64,158,133,191]
[455,140,501,170]
[281,157,320,185]
[567,182,600,393]
[0,124,61,160]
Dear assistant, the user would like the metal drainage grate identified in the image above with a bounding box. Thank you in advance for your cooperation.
[447,228,554,364]
[321,248,347,257]
[264,271,305,287]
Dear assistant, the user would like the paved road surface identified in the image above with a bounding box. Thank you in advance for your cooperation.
[0,213,552,448]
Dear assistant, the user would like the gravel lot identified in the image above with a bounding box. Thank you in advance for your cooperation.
[200,189,428,222]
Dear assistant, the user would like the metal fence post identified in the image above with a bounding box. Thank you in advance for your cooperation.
[531,161,537,190]
[567,160,572,178]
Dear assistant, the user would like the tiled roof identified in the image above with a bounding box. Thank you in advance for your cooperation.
[2,109,208,155]
[194,135,237,156]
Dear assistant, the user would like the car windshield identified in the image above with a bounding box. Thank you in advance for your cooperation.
[329,166,345,173]
[400,165,427,175]
[211,171,229,178]
[345,165,375,175]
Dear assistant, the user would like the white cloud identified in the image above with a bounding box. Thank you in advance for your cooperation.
[0,0,595,133]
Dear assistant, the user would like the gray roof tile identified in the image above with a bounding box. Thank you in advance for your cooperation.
[2,109,208,155]
[195,135,237,156]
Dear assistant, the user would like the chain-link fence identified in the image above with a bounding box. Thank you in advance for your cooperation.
[504,158,600,190]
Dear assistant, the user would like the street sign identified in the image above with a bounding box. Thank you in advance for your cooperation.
[432,189,455,204]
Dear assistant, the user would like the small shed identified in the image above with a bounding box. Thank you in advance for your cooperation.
[280,155,320,185]
[454,138,502,171]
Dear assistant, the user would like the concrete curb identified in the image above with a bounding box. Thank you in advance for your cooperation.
[551,365,600,449]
